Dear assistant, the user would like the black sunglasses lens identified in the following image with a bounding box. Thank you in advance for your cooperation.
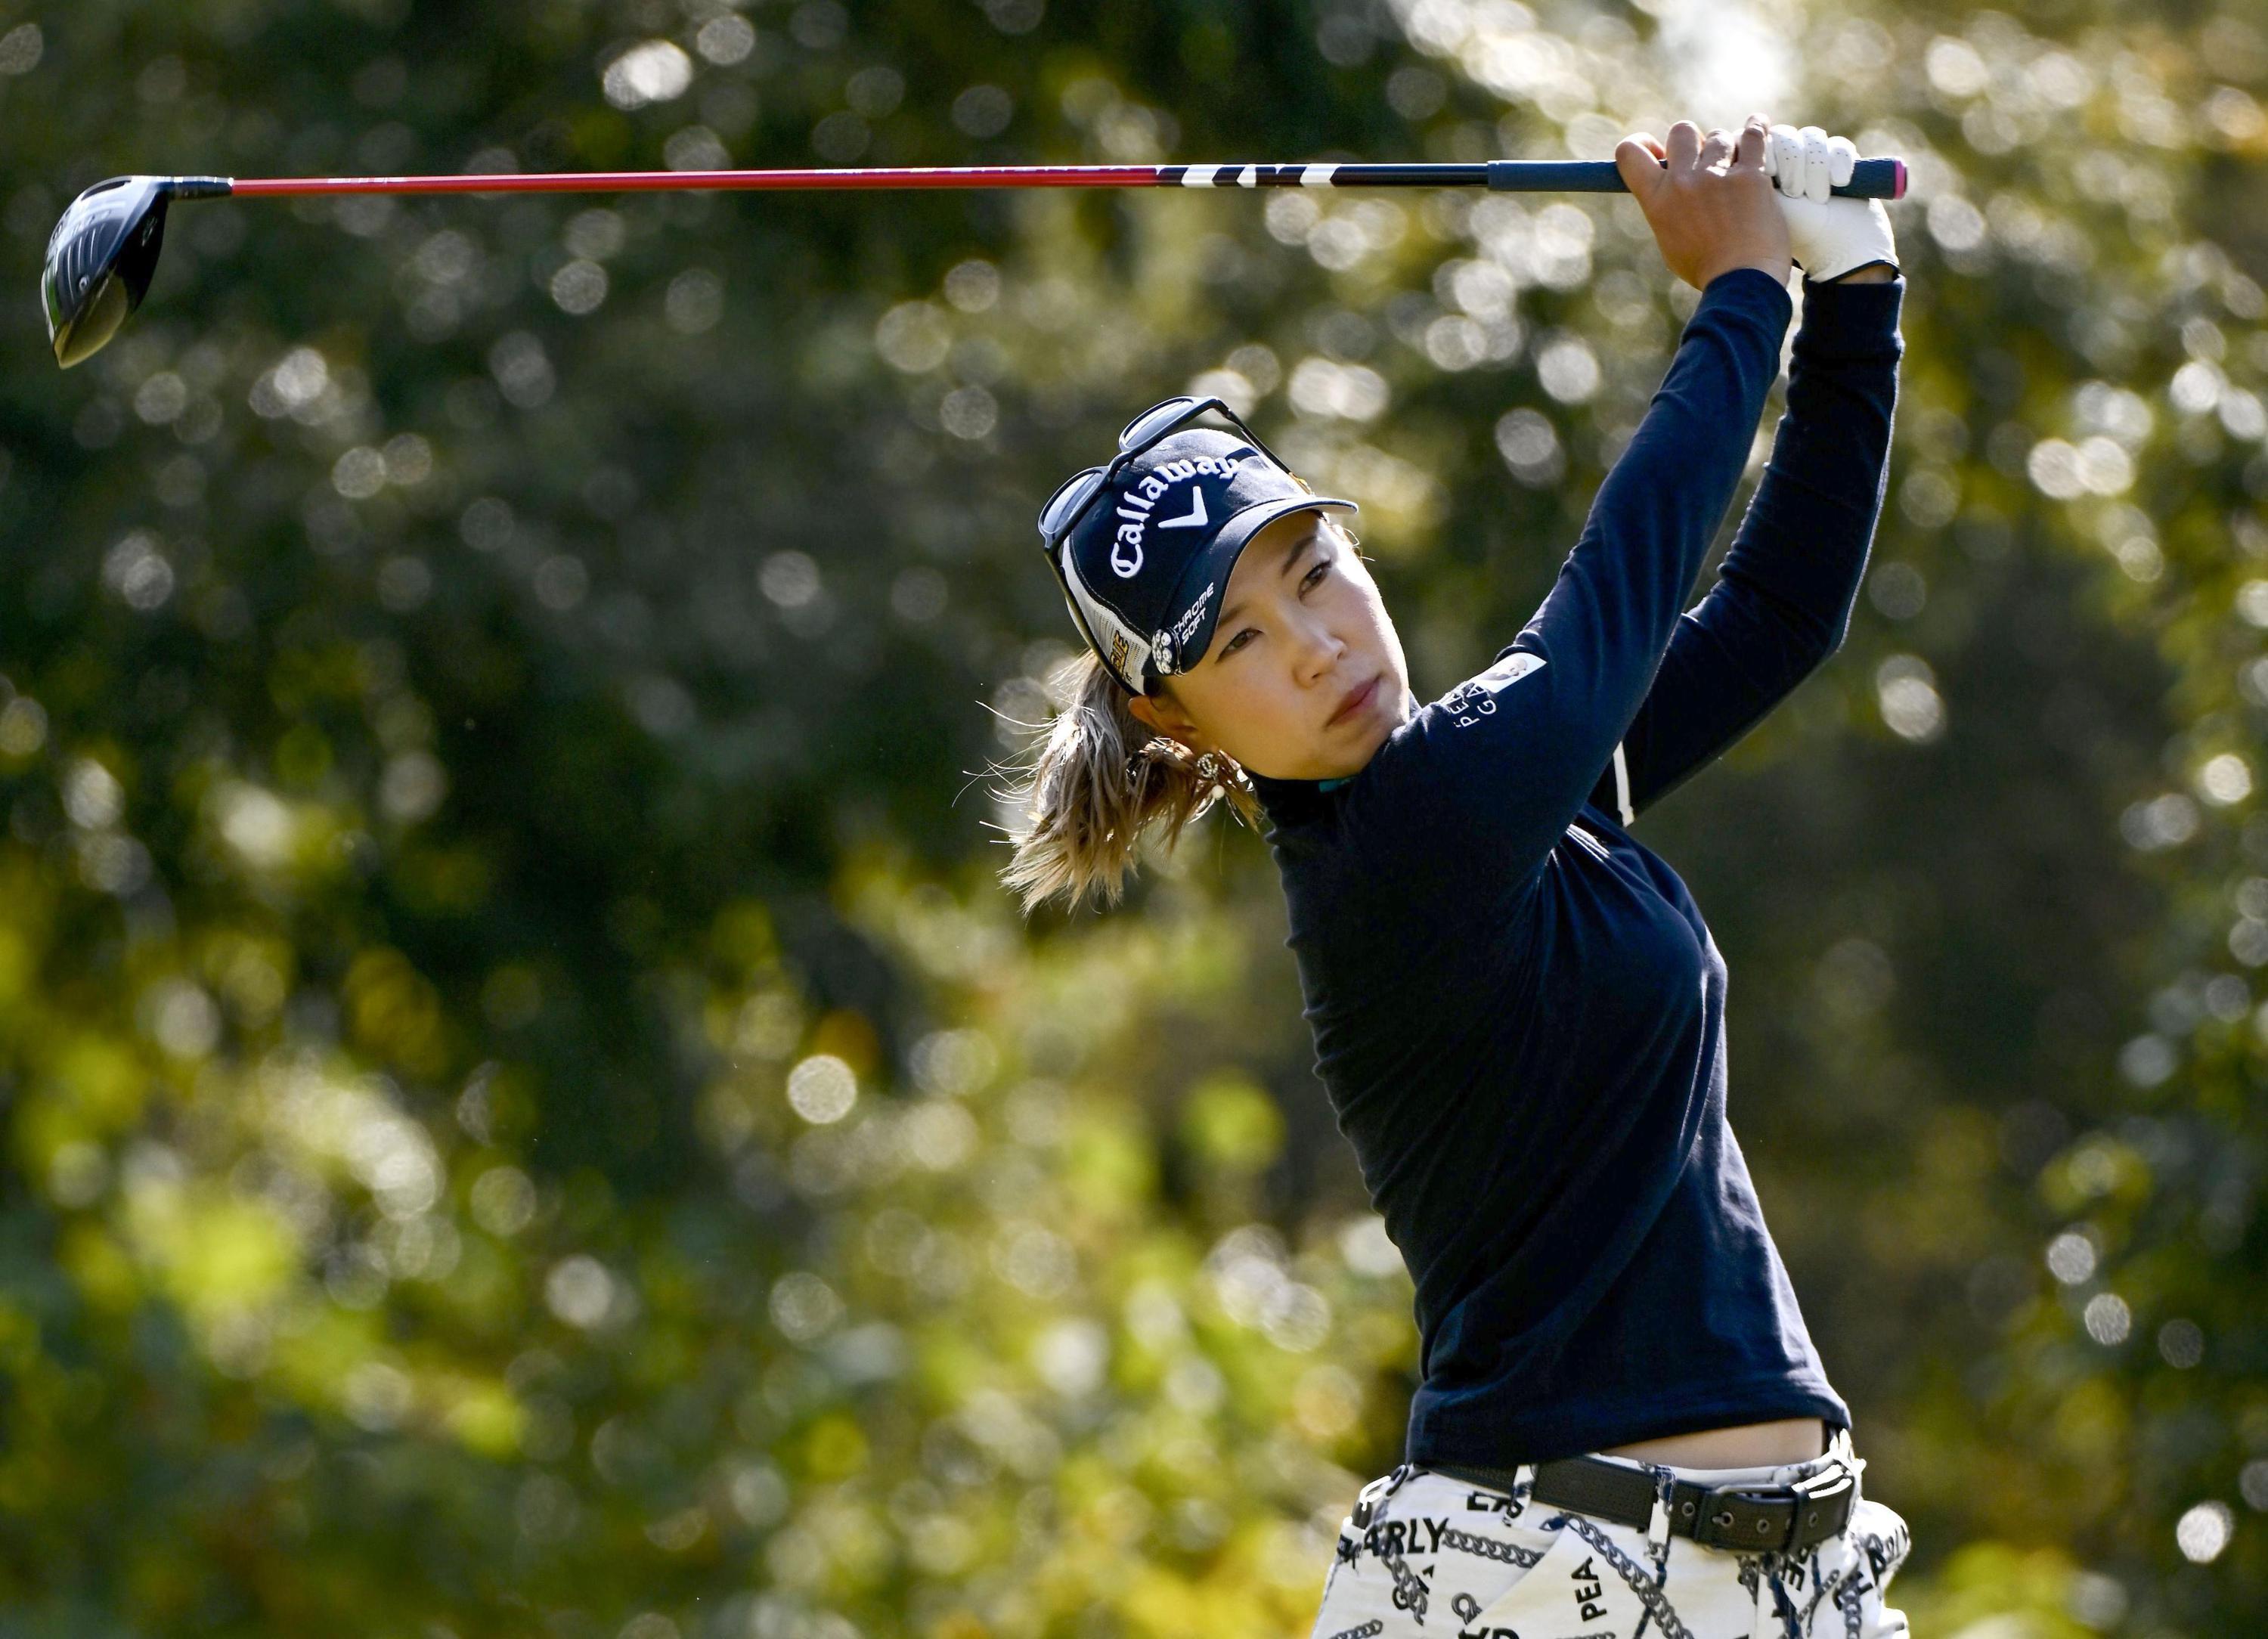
[1119,395,1203,449]
[1039,467,1105,539]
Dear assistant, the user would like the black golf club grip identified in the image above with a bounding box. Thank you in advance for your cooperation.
[1486,157,1905,200]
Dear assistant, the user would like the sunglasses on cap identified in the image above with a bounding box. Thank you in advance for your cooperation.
[1036,394,1296,552]
[1036,395,1297,688]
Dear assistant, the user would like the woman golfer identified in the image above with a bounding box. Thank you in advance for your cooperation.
[1002,115,1912,1637]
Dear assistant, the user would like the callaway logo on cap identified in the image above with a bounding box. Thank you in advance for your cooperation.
[1055,429,1356,695]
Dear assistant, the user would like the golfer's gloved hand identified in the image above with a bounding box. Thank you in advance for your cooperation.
[1763,124,1898,283]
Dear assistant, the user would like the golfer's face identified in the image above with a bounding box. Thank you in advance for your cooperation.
[1161,509,1410,782]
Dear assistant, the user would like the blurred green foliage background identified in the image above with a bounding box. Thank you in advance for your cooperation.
[2,0,2266,1634]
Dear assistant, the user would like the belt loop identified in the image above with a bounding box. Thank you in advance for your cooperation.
[1645,1468,1673,1552]
[1351,1461,1411,1531]
[1836,1425,1865,1510]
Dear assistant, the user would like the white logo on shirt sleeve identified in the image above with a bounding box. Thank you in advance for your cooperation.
[1440,651,1545,727]
[1483,650,1546,687]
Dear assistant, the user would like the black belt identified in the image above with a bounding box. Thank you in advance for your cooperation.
[1420,1452,1858,1556]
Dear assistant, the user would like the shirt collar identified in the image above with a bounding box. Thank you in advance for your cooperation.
[1244,686,1416,821]
[1245,767,1325,820]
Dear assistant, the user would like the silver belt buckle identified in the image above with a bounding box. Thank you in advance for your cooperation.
[1786,1461,1858,1547]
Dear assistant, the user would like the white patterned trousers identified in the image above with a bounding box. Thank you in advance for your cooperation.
[1309,1429,1912,1639]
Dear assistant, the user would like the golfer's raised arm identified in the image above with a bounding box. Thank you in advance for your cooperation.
[1359,119,1795,885]
[1588,271,1907,823]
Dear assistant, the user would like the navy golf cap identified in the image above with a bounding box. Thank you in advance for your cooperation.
[1054,429,1356,696]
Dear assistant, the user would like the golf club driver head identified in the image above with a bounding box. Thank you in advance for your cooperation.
[42,175,228,369]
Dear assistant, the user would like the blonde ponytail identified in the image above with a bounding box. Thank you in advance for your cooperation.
[987,649,1265,917]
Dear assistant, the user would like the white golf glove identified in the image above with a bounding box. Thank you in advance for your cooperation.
[1763,123,1898,283]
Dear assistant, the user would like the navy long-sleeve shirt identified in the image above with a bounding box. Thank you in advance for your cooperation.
[1244,266,1906,1468]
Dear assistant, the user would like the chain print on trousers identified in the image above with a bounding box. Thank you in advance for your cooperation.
[1437,1524,1549,1569]
[1325,1622,1385,1639]
[1841,1575,1865,1639]
[1630,1464,1678,1639]
[1834,1521,1910,1639]
[1383,1548,1433,1624]
[1799,1552,1861,1634]
[1737,1552,1805,1639]
[1560,1513,1699,1639]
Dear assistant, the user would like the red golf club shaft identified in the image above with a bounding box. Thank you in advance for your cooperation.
[231,165,1168,195]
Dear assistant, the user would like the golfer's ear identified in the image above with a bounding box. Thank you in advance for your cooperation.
[1129,688,1194,739]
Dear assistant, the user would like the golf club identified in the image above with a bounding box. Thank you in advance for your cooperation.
[42,156,1907,369]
